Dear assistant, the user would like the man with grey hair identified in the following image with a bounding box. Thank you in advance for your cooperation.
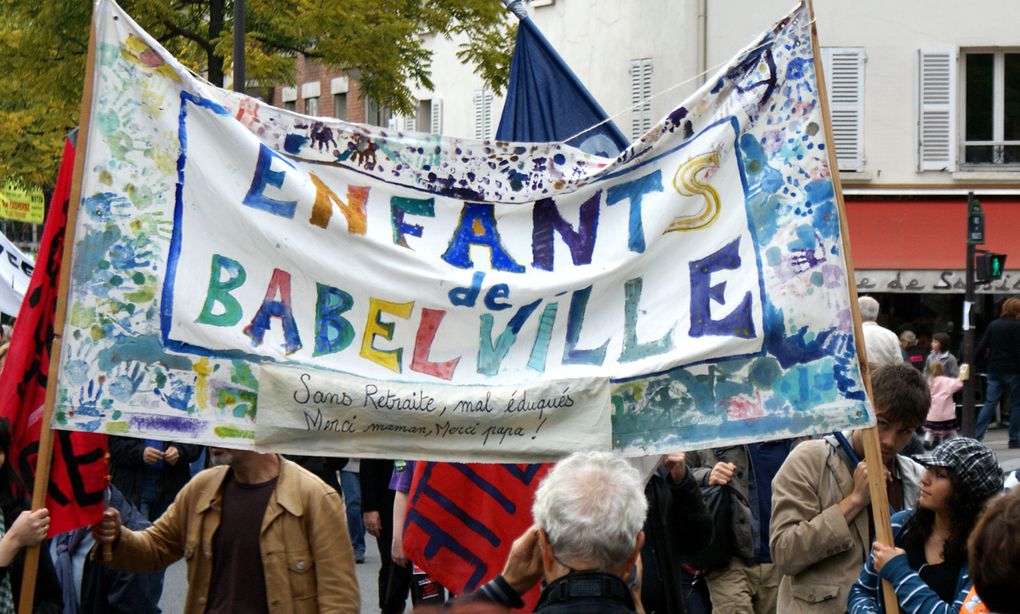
[462,451,647,612]
[858,296,903,366]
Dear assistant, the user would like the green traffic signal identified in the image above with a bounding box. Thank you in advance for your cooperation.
[990,253,1006,279]
[976,252,1007,282]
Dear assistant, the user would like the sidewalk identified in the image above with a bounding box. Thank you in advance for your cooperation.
[981,425,1020,473]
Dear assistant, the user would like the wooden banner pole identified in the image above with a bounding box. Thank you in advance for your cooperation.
[17,6,99,613]
[804,1,898,612]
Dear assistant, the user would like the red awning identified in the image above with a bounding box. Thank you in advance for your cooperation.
[844,198,1020,270]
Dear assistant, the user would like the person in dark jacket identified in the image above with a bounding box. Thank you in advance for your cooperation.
[108,436,203,520]
[0,418,62,613]
[50,484,159,614]
[641,453,713,614]
[458,451,647,613]
[360,458,411,614]
[283,454,344,493]
[108,435,202,606]
[687,438,802,614]
[975,297,1020,445]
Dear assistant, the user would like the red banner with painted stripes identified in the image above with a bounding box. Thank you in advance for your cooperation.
[0,138,108,536]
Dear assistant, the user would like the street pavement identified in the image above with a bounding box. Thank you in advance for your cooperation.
[158,424,1020,613]
[980,422,1020,473]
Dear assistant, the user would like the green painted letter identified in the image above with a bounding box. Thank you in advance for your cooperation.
[196,254,246,326]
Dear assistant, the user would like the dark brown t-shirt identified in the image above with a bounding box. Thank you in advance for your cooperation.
[205,472,277,614]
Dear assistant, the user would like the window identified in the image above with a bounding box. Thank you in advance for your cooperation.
[331,77,349,121]
[281,86,297,112]
[416,100,432,134]
[365,98,391,127]
[962,50,1020,165]
[334,93,347,121]
[304,96,319,116]
[820,48,865,172]
[474,89,493,140]
[300,81,321,117]
[630,58,653,139]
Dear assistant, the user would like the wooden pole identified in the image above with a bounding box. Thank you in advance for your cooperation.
[804,1,899,612]
[17,6,99,613]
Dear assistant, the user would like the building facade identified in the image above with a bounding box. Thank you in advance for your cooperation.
[275,0,1020,356]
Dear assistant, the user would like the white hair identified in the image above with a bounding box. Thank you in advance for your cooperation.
[858,296,880,322]
[532,451,647,570]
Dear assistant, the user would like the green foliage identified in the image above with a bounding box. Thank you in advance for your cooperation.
[0,0,515,188]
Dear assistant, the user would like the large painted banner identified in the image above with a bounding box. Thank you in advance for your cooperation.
[54,0,872,460]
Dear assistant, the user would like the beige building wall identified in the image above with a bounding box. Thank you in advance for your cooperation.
[423,0,702,141]
[709,0,1020,187]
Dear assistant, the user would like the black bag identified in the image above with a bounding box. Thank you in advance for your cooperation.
[681,484,735,571]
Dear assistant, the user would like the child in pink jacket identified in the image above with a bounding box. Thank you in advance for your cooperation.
[923,361,966,449]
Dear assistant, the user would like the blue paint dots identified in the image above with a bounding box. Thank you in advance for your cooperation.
[283,134,308,154]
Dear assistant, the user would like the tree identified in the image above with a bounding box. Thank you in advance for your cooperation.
[0,0,515,188]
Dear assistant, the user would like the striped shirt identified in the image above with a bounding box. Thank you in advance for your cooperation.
[847,509,971,614]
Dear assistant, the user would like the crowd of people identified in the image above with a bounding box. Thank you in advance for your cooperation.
[0,295,1015,613]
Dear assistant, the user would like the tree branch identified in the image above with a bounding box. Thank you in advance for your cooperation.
[158,18,213,54]
[248,32,322,59]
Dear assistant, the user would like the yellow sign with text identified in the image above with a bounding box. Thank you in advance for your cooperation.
[0,181,44,223]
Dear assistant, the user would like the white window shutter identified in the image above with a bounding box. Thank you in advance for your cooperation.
[485,91,494,138]
[474,90,493,140]
[474,91,483,139]
[630,58,653,139]
[404,115,417,132]
[918,48,957,171]
[821,48,865,172]
[430,99,443,134]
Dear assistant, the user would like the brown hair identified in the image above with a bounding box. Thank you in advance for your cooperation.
[927,360,945,380]
[968,489,1020,613]
[870,363,929,428]
[1002,297,1020,319]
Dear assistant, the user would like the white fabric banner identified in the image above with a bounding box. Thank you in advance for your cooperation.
[0,230,32,318]
[256,364,611,461]
[53,0,874,460]
[165,117,764,387]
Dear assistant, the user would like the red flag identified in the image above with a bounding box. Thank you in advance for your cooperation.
[404,462,550,610]
[0,139,108,536]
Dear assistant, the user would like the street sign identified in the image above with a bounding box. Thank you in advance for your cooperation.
[968,197,985,245]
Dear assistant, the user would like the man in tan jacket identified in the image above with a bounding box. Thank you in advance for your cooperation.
[92,448,360,614]
[769,364,928,613]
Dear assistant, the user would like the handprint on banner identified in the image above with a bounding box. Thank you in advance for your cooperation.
[109,361,144,402]
[75,379,106,417]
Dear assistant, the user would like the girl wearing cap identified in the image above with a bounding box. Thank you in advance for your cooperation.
[847,438,1003,614]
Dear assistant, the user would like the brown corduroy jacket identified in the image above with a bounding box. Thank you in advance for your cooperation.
[102,457,359,614]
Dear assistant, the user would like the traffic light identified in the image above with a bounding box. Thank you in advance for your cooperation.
[976,252,1007,282]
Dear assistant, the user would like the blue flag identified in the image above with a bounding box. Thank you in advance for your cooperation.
[495,17,629,157]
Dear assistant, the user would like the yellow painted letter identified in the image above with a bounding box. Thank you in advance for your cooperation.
[360,298,414,372]
[308,172,369,235]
